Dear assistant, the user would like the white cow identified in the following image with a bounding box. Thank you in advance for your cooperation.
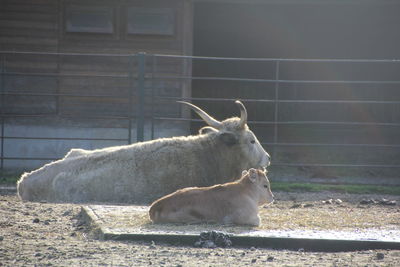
[17,101,270,204]
[149,168,274,226]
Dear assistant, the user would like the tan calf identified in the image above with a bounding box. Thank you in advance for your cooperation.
[149,168,274,226]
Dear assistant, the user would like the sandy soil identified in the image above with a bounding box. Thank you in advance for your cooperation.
[1,191,399,267]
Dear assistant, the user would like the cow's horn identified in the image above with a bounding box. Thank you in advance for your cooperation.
[178,101,222,129]
[235,100,247,127]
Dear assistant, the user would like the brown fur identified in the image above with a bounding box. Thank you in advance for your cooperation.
[149,168,274,226]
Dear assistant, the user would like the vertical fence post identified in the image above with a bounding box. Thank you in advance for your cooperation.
[127,55,134,144]
[55,54,60,116]
[150,54,156,140]
[273,60,280,161]
[0,54,4,171]
[136,52,146,142]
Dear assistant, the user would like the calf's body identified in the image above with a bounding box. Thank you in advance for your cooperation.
[149,168,273,226]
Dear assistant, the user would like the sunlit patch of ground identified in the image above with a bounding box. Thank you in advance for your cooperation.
[89,192,400,234]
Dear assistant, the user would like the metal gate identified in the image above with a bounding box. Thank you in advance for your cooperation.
[1,52,399,182]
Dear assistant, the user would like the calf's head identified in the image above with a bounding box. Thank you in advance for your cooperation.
[243,168,274,205]
[180,100,271,169]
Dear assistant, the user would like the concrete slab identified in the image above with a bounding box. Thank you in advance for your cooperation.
[81,205,400,252]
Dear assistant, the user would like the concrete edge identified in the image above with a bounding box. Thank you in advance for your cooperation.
[80,206,400,252]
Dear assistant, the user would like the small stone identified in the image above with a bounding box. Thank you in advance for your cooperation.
[290,203,302,209]
[62,210,72,216]
[334,199,343,204]
[33,218,40,223]
[202,240,216,248]
[149,241,156,249]
[360,199,372,205]
[251,259,257,263]
[267,256,274,262]
[376,253,384,260]
[250,246,256,251]
[0,236,3,241]
[194,241,202,248]
[323,199,333,204]
[196,231,232,248]
[34,252,42,257]
[303,203,314,208]
[379,199,396,206]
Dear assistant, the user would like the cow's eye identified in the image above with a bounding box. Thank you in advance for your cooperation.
[250,140,256,144]
[263,185,269,188]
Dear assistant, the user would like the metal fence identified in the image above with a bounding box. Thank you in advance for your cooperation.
[1,51,400,180]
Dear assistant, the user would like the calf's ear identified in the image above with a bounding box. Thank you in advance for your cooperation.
[249,168,257,183]
[219,131,238,146]
[242,170,248,177]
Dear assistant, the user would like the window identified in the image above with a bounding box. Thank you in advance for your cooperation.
[65,6,114,34]
[127,8,175,36]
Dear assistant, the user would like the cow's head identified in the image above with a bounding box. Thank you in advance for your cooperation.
[179,100,271,170]
[243,168,274,205]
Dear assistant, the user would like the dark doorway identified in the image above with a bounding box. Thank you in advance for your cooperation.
[191,0,400,129]
[190,1,400,179]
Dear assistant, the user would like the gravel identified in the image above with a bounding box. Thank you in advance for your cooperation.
[0,192,399,266]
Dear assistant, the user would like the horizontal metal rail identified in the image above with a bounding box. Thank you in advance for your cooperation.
[149,74,400,85]
[3,156,60,161]
[3,51,400,63]
[153,116,400,128]
[271,163,400,168]
[1,51,399,173]
[156,96,400,105]
[261,142,400,148]
[4,92,400,105]
[0,114,134,120]
[1,71,130,79]
[0,51,134,57]
[154,53,400,63]
[2,91,130,98]
[3,136,128,142]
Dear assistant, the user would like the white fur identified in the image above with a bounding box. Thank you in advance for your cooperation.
[17,105,270,204]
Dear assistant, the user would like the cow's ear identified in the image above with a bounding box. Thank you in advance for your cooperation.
[219,132,238,146]
[199,126,218,135]
[242,170,248,177]
[249,168,257,183]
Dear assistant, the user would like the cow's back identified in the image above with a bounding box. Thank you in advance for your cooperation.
[149,183,247,223]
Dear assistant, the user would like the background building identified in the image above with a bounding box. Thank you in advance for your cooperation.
[1,0,399,183]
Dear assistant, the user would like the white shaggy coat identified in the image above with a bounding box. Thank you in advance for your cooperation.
[17,101,270,204]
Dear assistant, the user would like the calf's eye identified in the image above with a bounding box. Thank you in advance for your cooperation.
[263,185,269,188]
[250,140,255,144]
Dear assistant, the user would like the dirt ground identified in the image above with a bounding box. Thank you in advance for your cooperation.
[1,190,399,267]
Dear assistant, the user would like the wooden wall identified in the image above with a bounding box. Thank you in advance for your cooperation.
[1,0,193,125]
[0,0,59,52]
